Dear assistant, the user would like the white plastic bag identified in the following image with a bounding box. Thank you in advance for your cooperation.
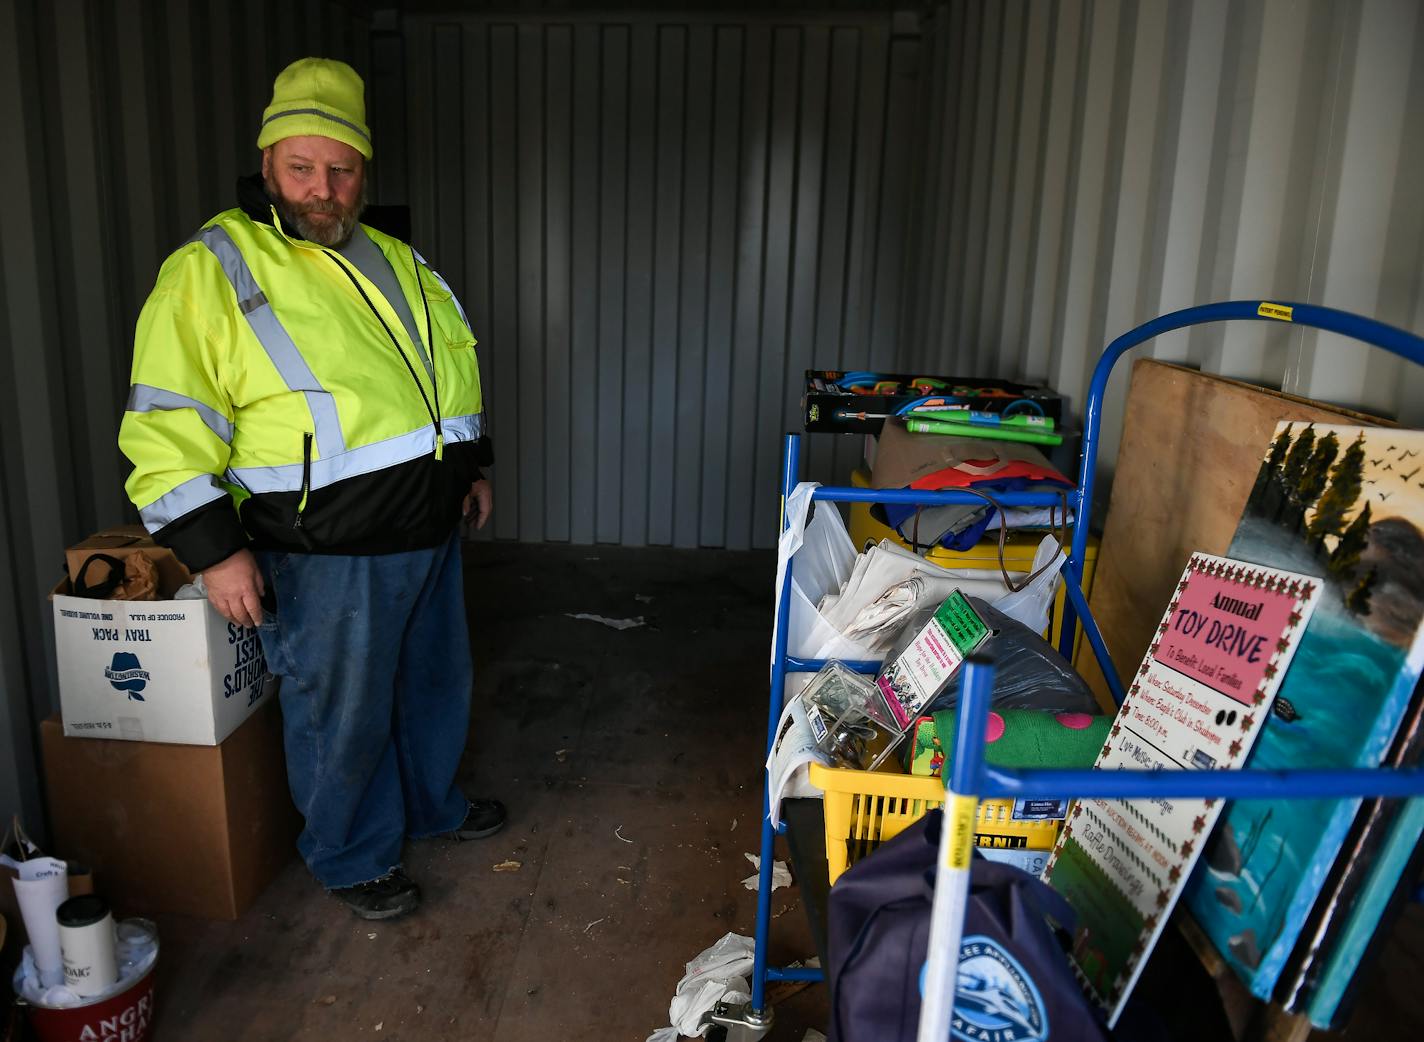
[790,508,875,663]
[776,484,1066,668]
[665,932,757,1037]
[774,483,876,672]
[992,533,1066,636]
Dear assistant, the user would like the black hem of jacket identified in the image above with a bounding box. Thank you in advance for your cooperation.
[153,440,492,572]
[240,439,485,557]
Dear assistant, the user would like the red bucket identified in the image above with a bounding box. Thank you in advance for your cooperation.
[24,961,156,1042]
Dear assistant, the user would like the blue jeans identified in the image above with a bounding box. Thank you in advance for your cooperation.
[255,534,471,888]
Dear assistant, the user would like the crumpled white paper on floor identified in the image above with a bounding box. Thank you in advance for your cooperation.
[647,932,757,1039]
[740,853,792,892]
[566,612,646,630]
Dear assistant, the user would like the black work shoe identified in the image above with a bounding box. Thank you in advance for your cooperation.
[447,799,507,840]
[329,869,420,920]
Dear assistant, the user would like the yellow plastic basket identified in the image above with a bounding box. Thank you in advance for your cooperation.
[808,761,1063,884]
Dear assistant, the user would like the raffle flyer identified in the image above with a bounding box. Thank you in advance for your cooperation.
[1043,553,1321,1026]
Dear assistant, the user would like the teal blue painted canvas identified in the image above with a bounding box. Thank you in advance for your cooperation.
[1184,424,1424,999]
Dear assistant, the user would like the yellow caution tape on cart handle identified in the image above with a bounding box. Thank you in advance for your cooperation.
[1258,302,1293,322]
[946,794,978,871]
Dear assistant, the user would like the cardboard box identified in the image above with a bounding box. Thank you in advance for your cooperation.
[40,701,301,920]
[51,575,269,745]
[64,525,187,598]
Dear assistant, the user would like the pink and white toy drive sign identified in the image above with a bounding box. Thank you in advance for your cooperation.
[1043,553,1321,1025]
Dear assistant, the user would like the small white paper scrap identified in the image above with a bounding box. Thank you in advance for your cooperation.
[741,853,792,892]
[566,613,646,631]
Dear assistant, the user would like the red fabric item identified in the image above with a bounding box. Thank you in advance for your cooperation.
[906,456,1069,490]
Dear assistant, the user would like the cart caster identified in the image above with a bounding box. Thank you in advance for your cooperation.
[699,999,773,1042]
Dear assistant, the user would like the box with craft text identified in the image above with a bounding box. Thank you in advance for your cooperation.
[50,530,268,745]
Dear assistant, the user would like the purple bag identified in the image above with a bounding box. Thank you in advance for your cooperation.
[827,809,1114,1042]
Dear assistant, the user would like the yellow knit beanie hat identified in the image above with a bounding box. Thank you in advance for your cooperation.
[257,58,372,158]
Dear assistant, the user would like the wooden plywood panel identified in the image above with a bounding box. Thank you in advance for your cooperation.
[1079,359,1391,706]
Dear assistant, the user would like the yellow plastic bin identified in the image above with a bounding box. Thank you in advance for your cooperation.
[844,467,1099,659]
[808,761,1061,885]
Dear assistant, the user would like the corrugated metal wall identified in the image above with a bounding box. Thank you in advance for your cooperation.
[391,9,925,549]
[900,0,1424,486]
[0,0,369,830]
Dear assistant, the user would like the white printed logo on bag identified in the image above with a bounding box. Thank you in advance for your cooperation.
[951,935,1049,1042]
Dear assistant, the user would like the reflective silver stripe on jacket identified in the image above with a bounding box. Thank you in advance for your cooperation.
[190,225,347,459]
[126,384,234,443]
[138,474,228,531]
[228,413,486,494]
[441,412,484,445]
[412,247,473,334]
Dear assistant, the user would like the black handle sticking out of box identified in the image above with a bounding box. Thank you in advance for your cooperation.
[71,554,127,599]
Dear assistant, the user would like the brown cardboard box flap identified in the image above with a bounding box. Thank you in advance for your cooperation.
[65,525,190,598]
[871,418,1070,490]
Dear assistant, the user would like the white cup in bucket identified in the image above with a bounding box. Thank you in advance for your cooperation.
[57,896,119,998]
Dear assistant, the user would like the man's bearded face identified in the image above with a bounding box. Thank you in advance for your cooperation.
[261,136,367,248]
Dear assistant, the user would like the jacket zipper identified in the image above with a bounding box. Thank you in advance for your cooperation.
[293,432,314,548]
[323,251,444,458]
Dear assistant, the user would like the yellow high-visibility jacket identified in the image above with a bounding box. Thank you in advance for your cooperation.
[120,176,490,572]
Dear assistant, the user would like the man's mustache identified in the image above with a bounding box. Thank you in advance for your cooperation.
[293,198,345,215]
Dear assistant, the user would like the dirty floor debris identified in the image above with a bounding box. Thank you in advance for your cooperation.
[127,543,1424,1041]
[146,544,826,1041]
[565,612,646,630]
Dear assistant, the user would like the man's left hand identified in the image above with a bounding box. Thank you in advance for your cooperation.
[464,479,493,529]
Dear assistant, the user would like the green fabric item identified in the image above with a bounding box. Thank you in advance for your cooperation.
[911,709,1111,776]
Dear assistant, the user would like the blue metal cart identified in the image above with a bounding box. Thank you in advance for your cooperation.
[736,300,1424,1040]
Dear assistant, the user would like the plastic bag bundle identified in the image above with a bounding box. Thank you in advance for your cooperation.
[920,597,1097,715]
[777,482,1067,665]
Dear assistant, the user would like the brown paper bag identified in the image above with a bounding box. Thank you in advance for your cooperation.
[66,863,95,897]
[115,553,158,601]
[70,551,160,601]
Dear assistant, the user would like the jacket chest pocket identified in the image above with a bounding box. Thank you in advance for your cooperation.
[438,335,483,417]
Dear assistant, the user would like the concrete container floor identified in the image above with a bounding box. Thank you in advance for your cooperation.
[143,543,1422,1041]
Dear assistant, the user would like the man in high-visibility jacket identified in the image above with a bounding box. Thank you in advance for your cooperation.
[119,58,505,920]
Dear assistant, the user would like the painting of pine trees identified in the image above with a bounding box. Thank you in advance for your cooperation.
[1189,423,1424,1000]
[1246,424,1416,620]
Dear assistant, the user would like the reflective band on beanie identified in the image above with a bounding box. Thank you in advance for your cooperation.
[260,106,372,144]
